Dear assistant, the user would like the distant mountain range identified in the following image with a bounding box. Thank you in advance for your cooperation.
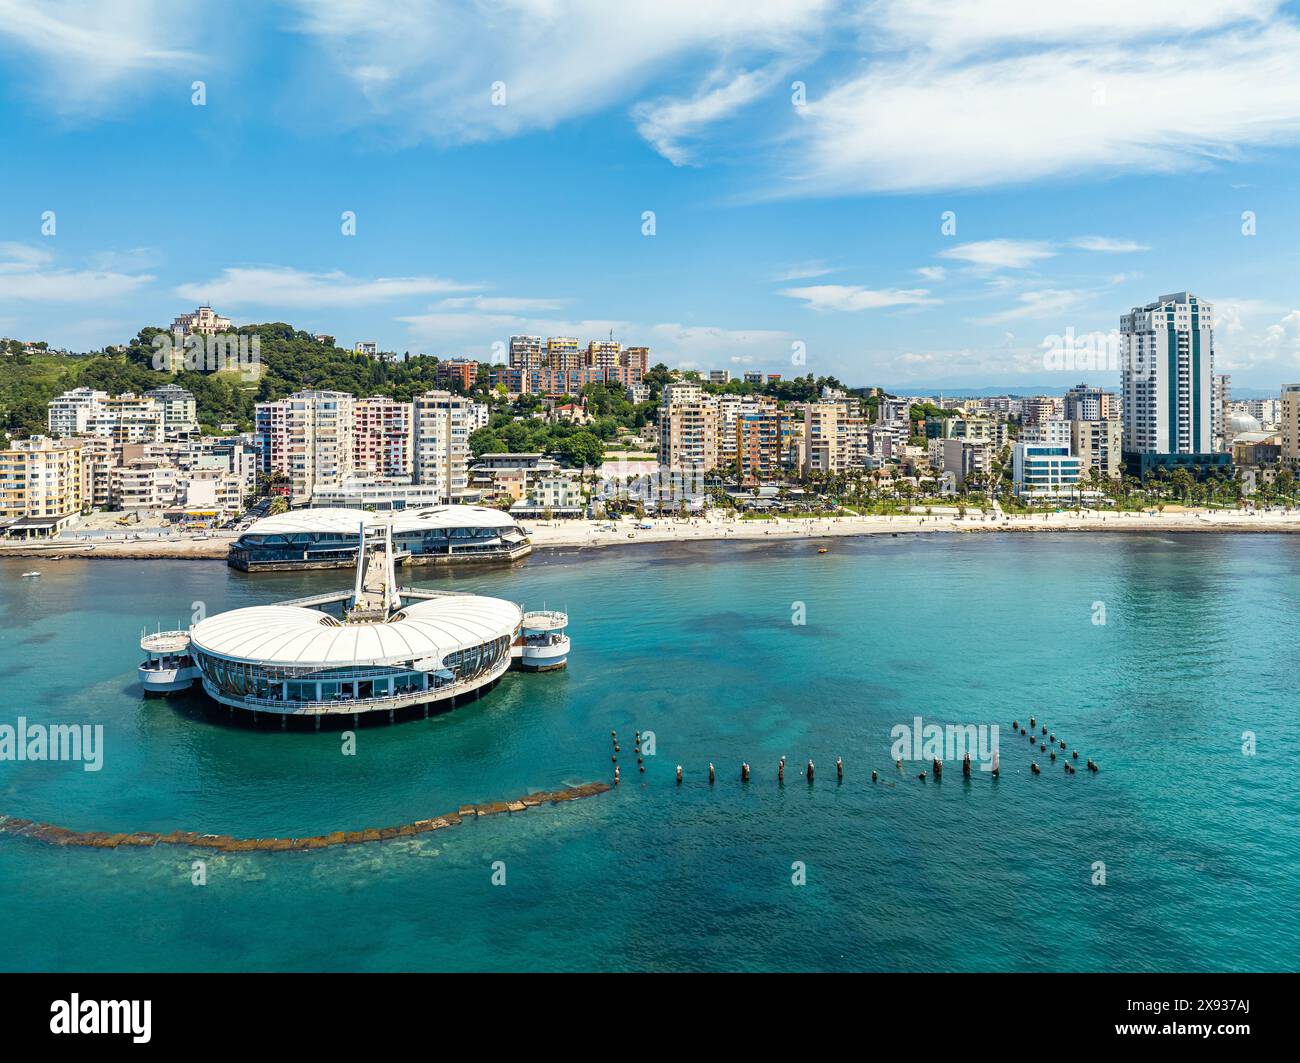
[880,383,1282,400]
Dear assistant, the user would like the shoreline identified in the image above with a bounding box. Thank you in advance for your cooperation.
[3,507,1300,563]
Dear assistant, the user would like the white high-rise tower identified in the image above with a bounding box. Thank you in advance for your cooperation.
[1119,292,1216,472]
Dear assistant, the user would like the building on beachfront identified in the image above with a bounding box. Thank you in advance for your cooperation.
[0,435,85,535]
[938,438,994,489]
[109,458,179,510]
[1120,292,1229,477]
[1012,441,1083,499]
[310,474,449,511]
[1070,419,1122,481]
[509,475,585,518]
[658,384,719,471]
[467,453,565,503]
[1281,385,1300,466]
[801,402,841,475]
[255,390,356,504]
[735,406,786,484]
[226,505,530,570]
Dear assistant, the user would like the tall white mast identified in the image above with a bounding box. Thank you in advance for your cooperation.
[384,521,400,613]
[352,518,367,607]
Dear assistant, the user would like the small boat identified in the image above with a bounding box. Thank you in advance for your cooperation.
[817,547,828,554]
[21,571,41,578]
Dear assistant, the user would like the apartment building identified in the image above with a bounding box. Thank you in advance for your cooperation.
[86,394,165,445]
[658,385,719,471]
[0,436,84,531]
[434,358,479,391]
[144,384,199,438]
[735,406,785,483]
[255,390,356,503]
[48,387,108,437]
[354,396,414,478]
[1062,383,1117,422]
[1012,442,1083,498]
[1070,419,1122,481]
[1121,291,1223,475]
[508,335,546,370]
[413,390,474,502]
[1282,385,1300,465]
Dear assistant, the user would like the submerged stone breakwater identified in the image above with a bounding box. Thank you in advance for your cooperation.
[0,781,610,853]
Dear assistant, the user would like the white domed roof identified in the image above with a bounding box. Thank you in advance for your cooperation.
[190,595,521,669]
[1226,411,1262,434]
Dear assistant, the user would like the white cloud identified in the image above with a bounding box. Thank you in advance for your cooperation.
[974,288,1092,325]
[0,242,55,270]
[1070,236,1150,253]
[175,267,476,309]
[633,66,784,165]
[0,244,153,300]
[779,285,937,312]
[787,17,1300,195]
[287,0,830,146]
[435,295,567,313]
[646,323,791,364]
[0,0,201,109]
[915,266,946,281]
[773,261,837,281]
[939,240,1055,270]
[867,0,1277,54]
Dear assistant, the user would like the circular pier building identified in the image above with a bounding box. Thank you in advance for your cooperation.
[187,594,522,717]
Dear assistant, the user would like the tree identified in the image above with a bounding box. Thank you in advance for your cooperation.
[563,431,605,471]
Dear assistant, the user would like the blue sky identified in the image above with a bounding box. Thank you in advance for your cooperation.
[2,0,1300,392]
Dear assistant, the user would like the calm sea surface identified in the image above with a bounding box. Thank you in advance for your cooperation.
[1,533,1297,971]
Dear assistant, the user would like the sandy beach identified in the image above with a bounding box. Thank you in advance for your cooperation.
[4,506,1300,563]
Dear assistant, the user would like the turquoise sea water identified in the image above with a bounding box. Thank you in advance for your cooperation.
[1,533,1297,972]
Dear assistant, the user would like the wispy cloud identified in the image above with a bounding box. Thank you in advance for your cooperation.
[773,260,838,282]
[779,285,938,312]
[1070,236,1150,253]
[939,240,1056,270]
[785,6,1300,195]
[0,243,153,300]
[287,0,830,147]
[174,267,476,308]
[0,0,201,110]
[974,288,1093,325]
[633,65,785,166]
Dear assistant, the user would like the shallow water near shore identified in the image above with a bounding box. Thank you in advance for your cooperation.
[1,533,1298,972]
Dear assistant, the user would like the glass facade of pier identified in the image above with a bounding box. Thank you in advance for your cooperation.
[192,633,512,707]
[229,525,522,568]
